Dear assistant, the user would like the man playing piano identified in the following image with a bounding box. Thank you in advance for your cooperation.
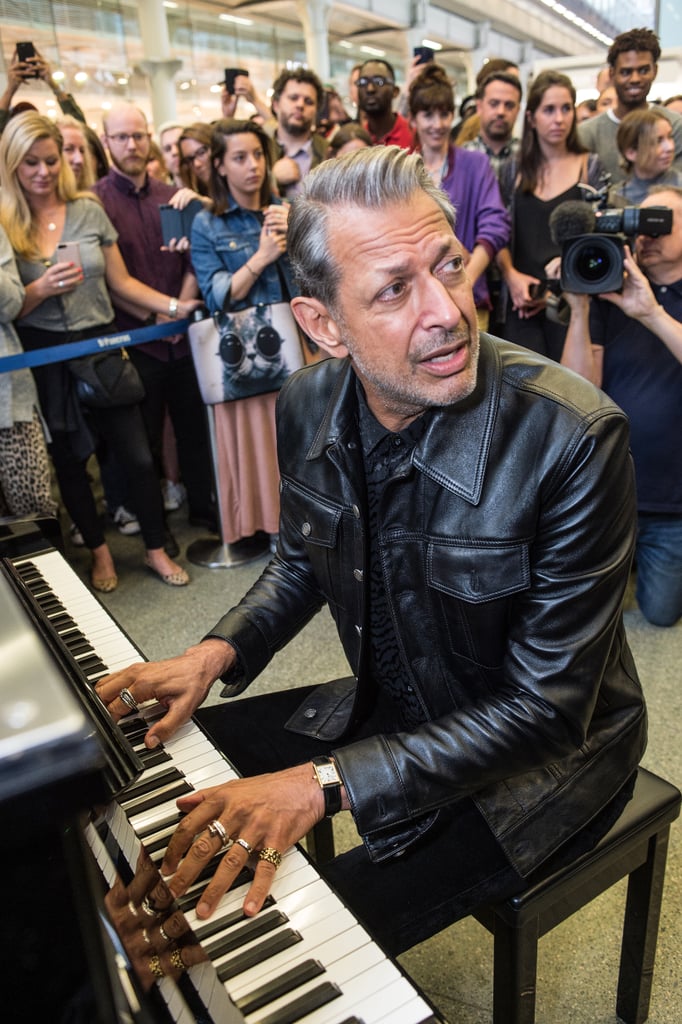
[97,146,646,957]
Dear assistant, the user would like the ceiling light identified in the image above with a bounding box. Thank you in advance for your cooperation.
[52,70,65,82]
[339,41,352,49]
[421,39,442,50]
[360,46,386,58]
[179,80,191,90]
[219,13,254,25]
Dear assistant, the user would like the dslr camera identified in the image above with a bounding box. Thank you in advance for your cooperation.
[550,190,673,294]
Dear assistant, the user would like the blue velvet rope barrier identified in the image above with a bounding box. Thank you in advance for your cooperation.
[0,317,191,374]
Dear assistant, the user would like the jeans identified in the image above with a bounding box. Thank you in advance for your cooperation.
[636,514,682,627]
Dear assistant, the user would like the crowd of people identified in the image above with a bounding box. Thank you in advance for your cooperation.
[0,25,680,629]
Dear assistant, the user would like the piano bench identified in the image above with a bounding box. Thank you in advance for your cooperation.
[472,767,681,1024]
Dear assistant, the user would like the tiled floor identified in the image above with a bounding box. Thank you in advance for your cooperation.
[75,506,681,1023]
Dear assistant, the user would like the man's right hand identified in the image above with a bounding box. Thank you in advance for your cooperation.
[94,639,235,747]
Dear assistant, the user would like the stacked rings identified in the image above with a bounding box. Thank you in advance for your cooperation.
[159,924,171,943]
[170,949,185,973]
[148,954,165,979]
[234,837,254,855]
[207,819,231,851]
[141,895,159,918]
[258,847,283,869]
[119,687,139,712]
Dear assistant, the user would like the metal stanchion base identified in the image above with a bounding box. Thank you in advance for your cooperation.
[186,534,270,569]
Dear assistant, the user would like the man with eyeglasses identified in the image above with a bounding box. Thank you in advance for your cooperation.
[578,27,682,185]
[357,59,414,149]
[93,104,216,540]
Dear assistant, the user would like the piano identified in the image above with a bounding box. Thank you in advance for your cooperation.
[0,519,442,1024]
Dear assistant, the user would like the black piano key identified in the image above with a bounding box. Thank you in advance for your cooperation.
[75,654,109,675]
[120,766,184,802]
[254,980,342,1024]
[215,929,303,982]
[203,909,288,961]
[119,779,193,816]
[138,748,172,769]
[63,637,92,656]
[235,958,326,1016]
[192,896,275,942]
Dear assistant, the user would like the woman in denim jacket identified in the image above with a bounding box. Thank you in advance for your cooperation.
[191,120,296,545]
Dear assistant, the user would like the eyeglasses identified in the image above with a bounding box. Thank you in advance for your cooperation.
[181,145,209,165]
[357,76,394,89]
[106,132,150,145]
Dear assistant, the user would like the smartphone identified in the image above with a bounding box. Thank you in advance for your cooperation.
[56,241,81,267]
[224,68,249,94]
[413,46,434,66]
[16,41,38,76]
[159,200,203,246]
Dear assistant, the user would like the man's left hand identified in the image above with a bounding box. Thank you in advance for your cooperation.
[601,245,658,320]
[160,764,325,920]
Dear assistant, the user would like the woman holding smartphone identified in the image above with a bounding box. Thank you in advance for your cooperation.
[190,118,299,545]
[0,111,198,591]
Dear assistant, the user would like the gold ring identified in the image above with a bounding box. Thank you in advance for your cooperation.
[170,949,185,972]
[128,900,138,917]
[142,928,151,945]
[159,923,171,943]
[234,837,254,855]
[258,847,282,869]
[149,954,165,979]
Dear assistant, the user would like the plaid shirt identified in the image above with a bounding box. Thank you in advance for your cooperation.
[462,135,520,183]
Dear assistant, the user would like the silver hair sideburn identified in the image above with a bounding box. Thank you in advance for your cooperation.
[288,146,457,312]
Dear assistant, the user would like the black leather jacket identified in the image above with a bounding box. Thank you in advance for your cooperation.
[209,335,647,875]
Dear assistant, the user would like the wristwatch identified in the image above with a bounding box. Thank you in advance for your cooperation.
[312,756,343,817]
[168,297,179,317]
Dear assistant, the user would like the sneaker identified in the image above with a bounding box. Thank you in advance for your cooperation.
[111,505,141,536]
[69,521,85,547]
[162,479,186,512]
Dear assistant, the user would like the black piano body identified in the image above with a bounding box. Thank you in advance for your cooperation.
[0,519,443,1024]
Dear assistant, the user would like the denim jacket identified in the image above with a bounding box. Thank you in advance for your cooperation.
[190,195,296,313]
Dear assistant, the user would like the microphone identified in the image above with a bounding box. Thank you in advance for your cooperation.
[549,201,596,246]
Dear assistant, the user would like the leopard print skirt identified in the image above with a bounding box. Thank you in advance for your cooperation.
[0,411,57,518]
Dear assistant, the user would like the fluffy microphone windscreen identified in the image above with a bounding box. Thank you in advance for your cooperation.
[548,201,597,246]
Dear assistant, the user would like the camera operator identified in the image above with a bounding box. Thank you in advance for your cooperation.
[561,186,682,627]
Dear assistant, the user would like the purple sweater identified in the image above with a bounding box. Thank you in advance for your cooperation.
[440,146,510,309]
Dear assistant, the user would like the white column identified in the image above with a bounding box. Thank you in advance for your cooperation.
[136,0,182,125]
[296,0,332,82]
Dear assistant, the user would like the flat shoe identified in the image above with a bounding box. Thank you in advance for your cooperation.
[91,573,118,593]
[144,557,189,587]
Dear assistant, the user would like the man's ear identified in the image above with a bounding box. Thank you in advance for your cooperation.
[290,296,349,359]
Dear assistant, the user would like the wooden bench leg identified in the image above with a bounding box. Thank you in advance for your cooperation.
[617,826,672,1024]
[492,916,539,1024]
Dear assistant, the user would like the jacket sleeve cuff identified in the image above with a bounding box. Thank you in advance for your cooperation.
[334,733,412,833]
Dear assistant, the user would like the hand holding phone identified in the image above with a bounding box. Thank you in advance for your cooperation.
[224,68,249,94]
[56,241,82,267]
[413,46,434,66]
[16,41,39,77]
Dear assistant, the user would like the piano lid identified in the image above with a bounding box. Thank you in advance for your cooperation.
[0,567,105,803]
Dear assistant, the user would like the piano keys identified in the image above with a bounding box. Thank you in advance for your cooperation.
[1,523,442,1024]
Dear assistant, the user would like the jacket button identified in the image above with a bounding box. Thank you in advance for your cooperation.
[303,707,317,719]
[355,624,362,637]
[352,504,360,518]
[302,522,312,536]
[353,568,363,581]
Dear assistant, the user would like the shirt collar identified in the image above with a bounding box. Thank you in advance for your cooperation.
[110,166,150,196]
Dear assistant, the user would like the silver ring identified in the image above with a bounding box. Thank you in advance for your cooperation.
[58,279,65,288]
[142,928,151,945]
[141,894,159,918]
[234,837,254,855]
[119,687,139,712]
[207,819,231,851]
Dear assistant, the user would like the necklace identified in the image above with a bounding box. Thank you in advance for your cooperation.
[47,221,57,231]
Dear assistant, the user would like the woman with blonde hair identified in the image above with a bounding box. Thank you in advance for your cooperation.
[0,112,198,590]
[610,108,682,205]
[54,115,97,189]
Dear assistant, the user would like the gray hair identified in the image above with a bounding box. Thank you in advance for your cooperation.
[288,146,456,311]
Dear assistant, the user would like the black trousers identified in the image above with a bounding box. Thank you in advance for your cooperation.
[129,349,214,522]
[196,684,634,958]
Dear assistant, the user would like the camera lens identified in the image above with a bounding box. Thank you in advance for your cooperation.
[574,243,613,284]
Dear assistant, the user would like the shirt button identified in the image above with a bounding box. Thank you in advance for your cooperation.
[301,522,311,536]
[660,285,667,293]
[347,441,357,450]
[229,240,237,249]
[353,568,363,581]
[392,437,402,447]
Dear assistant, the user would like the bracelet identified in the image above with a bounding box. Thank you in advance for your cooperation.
[244,262,258,279]
[168,297,179,317]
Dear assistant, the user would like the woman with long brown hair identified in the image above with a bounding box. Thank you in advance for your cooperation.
[497,70,607,360]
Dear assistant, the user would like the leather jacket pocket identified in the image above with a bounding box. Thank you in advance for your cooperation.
[428,541,530,669]
[280,481,342,599]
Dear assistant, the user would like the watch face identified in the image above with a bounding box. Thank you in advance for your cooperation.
[316,763,340,786]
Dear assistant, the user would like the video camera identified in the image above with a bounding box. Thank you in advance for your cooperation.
[548,189,673,294]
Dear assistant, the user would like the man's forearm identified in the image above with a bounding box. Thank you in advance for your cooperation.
[561,295,603,386]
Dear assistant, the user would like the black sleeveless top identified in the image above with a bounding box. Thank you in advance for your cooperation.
[513,181,583,278]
